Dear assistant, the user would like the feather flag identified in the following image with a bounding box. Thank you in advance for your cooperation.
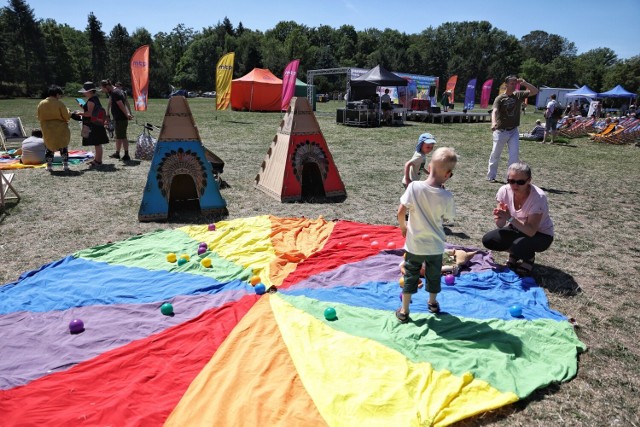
[480,79,493,109]
[464,78,477,110]
[130,45,149,111]
[445,75,458,104]
[216,52,235,110]
[281,59,300,111]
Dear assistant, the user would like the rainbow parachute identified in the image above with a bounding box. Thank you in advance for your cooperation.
[0,216,585,426]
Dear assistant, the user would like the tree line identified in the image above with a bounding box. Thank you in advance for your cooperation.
[1,0,638,102]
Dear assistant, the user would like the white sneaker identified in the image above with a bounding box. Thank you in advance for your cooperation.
[63,163,70,172]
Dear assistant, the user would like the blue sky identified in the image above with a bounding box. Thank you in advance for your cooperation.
[24,0,639,59]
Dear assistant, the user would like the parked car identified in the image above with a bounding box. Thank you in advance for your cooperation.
[202,91,216,98]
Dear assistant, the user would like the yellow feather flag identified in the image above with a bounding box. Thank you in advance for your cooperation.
[216,52,235,110]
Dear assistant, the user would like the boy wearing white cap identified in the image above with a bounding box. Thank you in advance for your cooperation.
[402,132,436,188]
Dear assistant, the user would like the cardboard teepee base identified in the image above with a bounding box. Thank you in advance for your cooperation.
[138,97,227,221]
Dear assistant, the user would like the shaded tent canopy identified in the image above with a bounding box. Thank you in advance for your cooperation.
[598,84,637,98]
[231,68,283,111]
[349,65,407,101]
[565,85,598,98]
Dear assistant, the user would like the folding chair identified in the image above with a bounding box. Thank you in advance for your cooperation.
[1,169,20,209]
[0,117,27,151]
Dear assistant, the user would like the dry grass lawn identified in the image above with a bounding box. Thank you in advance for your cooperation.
[1,97,639,426]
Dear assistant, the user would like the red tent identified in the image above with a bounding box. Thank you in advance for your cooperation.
[231,68,282,111]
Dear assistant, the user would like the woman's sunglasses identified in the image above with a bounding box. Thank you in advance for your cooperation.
[507,178,528,185]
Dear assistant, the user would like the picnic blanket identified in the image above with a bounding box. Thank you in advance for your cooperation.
[0,149,94,170]
[0,215,585,426]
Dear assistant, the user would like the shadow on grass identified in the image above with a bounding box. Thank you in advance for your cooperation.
[444,226,470,239]
[539,186,577,195]
[533,264,582,296]
[84,164,118,173]
[49,170,84,177]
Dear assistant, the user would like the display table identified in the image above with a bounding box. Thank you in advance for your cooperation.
[411,98,430,111]
[337,108,379,127]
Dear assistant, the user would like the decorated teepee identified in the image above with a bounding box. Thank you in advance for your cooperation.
[138,96,227,221]
[255,97,346,202]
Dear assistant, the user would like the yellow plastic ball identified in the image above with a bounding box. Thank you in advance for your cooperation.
[399,277,405,286]
[166,253,177,263]
[180,254,190,261]
[201,258,212,268]
[250,275,261,286]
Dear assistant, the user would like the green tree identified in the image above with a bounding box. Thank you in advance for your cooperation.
[574,48,618,91]
[602,55,640,95]
[106,24,133,85]
[86,13,108,82]
[40,19,76,86]
[2,0,47,95]
[520,30,576,64]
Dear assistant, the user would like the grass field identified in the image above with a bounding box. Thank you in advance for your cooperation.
[1,97,639,426]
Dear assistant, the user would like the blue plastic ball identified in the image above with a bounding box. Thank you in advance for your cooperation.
[324,307,337,321]
[509,304,523,317]
[255,283,266,295]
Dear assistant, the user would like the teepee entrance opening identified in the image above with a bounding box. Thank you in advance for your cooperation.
[300,162,326,200]
[168,174,201,214]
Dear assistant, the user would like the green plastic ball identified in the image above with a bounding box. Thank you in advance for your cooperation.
[160,302,174,315]
[324,307,337,321]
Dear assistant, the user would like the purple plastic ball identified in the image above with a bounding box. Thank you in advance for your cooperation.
[445,274,455,285]
[69,318,84,334]
[208,223,216,231]
[197,246,207,255]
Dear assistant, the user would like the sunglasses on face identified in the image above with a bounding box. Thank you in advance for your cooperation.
[507,178,528,185]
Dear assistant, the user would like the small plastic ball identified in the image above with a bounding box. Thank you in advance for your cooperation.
[509,304,523,317]
[399,276,405,286]
[180,254,190,261]
[161,302,174,315]
[361,234,370,240]
[197,246,207,255]
[249,275,261,286]
[255,283,266,295]
[387,241,396,249]
[336,241,346,249]
[445,274,455,285]
[177,257,187,266]
[208,223,216,231]
[199,241,207,247]
[324,307,337,321]
[371,240,379,249]
[201,258,212,268]
[166,253,177,263]
[69,318,84,334]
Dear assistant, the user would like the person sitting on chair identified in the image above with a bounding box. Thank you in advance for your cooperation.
[20,129,46,165]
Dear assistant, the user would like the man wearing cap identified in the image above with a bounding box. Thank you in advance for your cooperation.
[100,79,133,161]
[403,133,436,188]
[487,76,538,182]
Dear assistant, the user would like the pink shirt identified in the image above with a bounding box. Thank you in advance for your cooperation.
[497,184,554,236]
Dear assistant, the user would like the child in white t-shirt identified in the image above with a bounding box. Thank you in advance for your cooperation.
[396,147,457,322]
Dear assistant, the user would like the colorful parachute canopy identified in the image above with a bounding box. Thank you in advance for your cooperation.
[0,216,585,426]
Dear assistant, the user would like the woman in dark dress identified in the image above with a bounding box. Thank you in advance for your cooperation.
[76,81,109,167]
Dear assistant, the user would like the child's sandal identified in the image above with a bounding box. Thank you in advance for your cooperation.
[395,309,409,323]
[428,301,440,314]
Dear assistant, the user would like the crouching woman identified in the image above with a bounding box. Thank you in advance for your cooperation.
[481,162,554,276]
